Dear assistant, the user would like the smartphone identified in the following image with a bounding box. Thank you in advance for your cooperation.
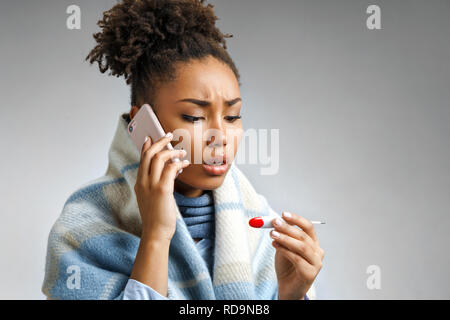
[127,104,182,175]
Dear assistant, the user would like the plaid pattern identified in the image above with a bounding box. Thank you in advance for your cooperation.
[42,112,316,300]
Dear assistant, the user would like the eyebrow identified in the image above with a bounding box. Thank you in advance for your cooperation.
[176,97,242,107]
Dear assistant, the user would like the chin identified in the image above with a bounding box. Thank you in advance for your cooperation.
[176,165,229,191]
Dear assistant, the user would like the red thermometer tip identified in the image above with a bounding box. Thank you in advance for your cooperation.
[249,217,264,228]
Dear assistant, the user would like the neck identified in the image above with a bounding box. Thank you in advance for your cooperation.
[174,179,205,198]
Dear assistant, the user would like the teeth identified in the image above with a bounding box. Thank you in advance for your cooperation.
[205,158,225,165]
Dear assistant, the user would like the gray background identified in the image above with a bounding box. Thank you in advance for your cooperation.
[1,0,449,299]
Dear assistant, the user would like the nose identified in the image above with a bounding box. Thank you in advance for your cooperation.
[205,119,227,148]
[206,135,226,148]
[204,128,227,164]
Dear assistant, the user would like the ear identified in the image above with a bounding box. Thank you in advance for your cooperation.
[129,105,139,120]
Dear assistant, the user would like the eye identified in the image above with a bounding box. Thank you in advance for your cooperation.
[225,115,242,123]
[182,114,204,122]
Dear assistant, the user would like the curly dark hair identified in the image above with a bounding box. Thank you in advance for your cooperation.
[85,0,241,107]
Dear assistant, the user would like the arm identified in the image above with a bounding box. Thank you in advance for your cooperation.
[130,133,190,298]
[129,237,171,297]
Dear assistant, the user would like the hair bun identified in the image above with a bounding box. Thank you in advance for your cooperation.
[86,0,232,84]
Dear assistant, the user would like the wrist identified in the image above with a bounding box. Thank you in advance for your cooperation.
[141,228,174,244]
[140,233,172,247]
[279,294,307,300]
[278,287,308,300]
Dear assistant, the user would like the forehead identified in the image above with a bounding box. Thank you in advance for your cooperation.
[161,56,240,100]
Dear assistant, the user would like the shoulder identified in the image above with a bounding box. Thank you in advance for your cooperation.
[48,176,129,248]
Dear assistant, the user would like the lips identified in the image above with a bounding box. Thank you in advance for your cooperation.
[202,154,229,176]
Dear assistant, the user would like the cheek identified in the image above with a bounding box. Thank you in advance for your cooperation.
[172,125,243,163]
[227,128,243,158]
[172,127,202,164]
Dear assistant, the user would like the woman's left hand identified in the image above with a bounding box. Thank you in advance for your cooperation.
[271,212,325,300]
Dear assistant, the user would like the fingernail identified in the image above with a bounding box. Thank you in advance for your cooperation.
[144,136,149,143]
[282,212,292,218]
[274,218,283,227]
[165,132,173,139]
[271,230,281,238]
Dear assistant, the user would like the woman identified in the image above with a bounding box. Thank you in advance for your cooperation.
[42,0,324,300]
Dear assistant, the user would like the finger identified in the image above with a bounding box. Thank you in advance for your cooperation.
[150,132,175,154]
[159,159,190,190]
[140,133,174,184]
[273,241,317,282]
[149,149,187,186]
[272,217,317,250]
[270,229,321,266]
[137,136,153,186]
[281,212,318,243]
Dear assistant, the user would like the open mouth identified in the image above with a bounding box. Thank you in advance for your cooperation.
[203,155,227,166]
[202,154,229,175]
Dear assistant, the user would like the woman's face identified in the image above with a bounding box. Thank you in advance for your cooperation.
[130,56,243,196]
